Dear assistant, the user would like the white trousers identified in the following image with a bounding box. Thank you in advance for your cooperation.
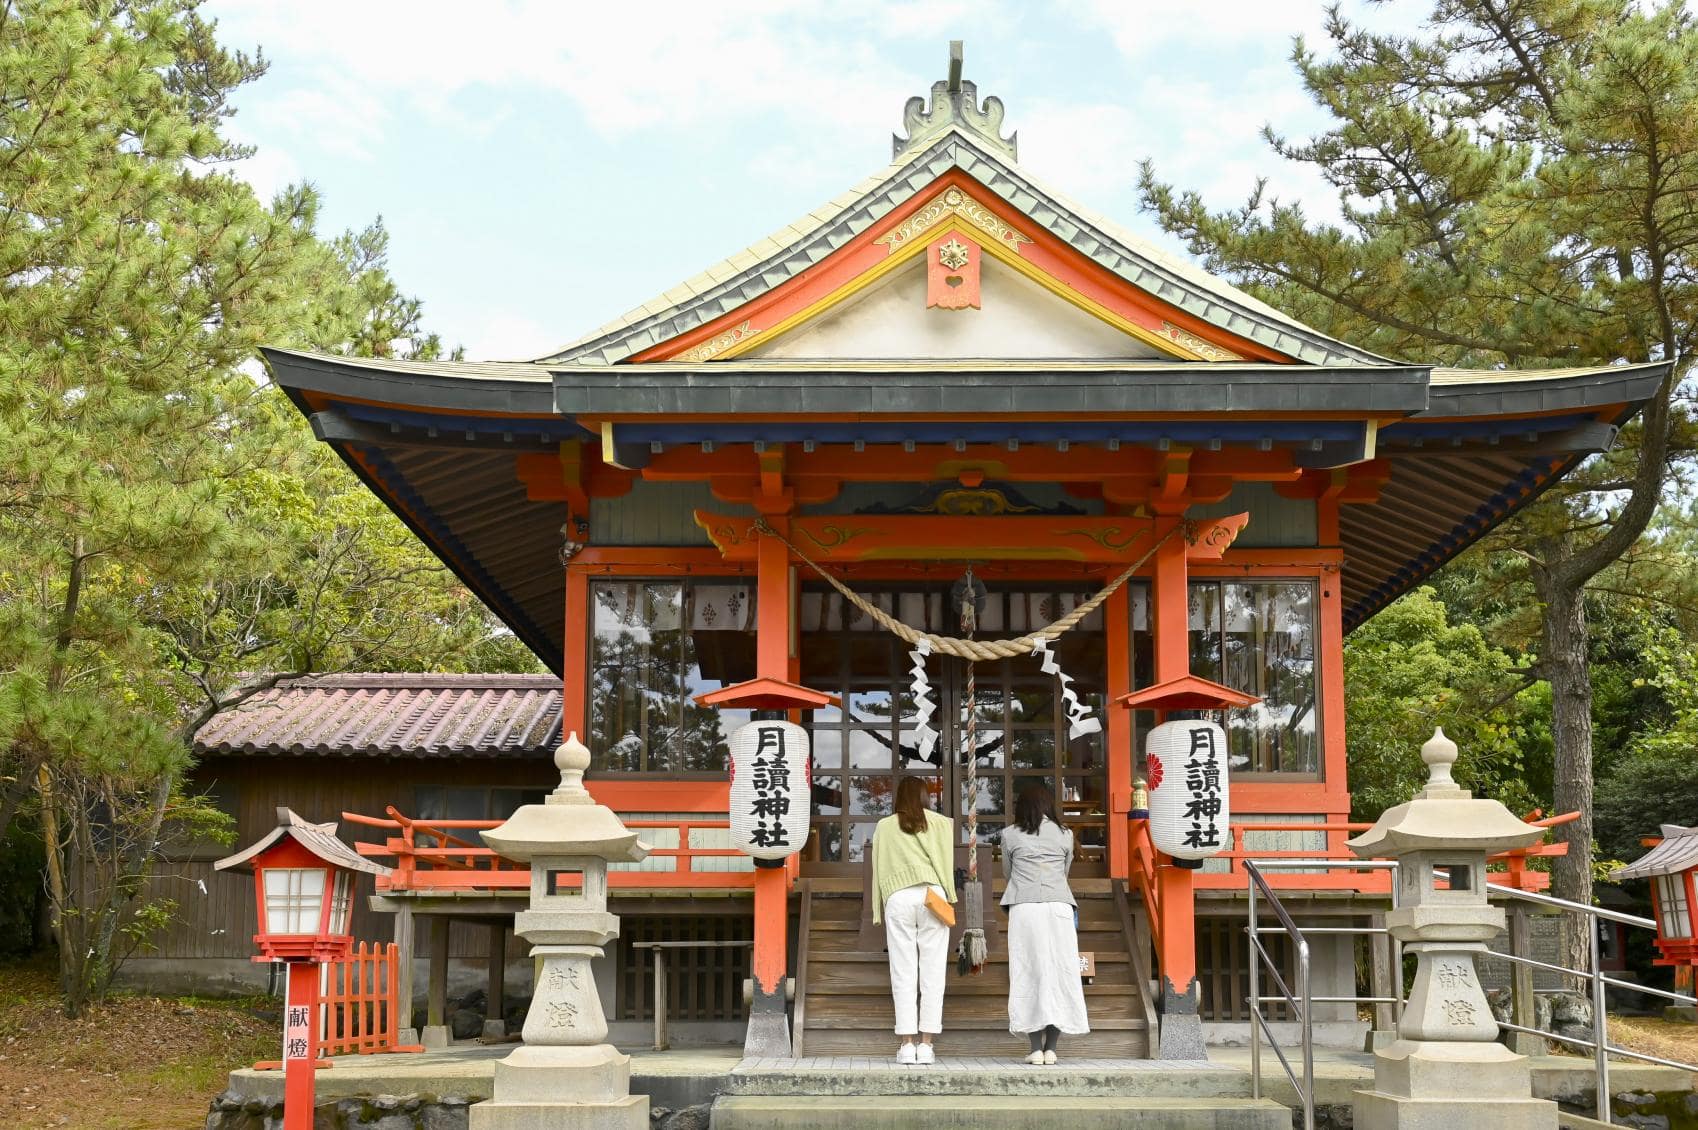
[884,884,949,1035]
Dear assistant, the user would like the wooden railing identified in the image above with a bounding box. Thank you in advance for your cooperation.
[342,807,798,893]
[252,941,421,1068]
[320,941,422,1056]
[1127,810,1579,986]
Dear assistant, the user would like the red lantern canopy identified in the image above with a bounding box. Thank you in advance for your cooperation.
[1613,824,1698,968]
[216,809,390,1130]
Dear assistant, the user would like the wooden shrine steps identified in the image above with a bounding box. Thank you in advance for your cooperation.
[792,881,1157,1059]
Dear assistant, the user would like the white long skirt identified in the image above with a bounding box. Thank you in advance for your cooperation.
[1006,901,1091,1035]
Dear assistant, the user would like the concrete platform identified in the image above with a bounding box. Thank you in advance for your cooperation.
[223,1043,739,1110]
[219,1039,1694,1125]
[712,1095,1291,1130]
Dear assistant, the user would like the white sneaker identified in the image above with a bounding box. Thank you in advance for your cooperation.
[915,1043,935,1065]
[1043,1050,1058,1065]
[1025,1050,1045,1066]
[897,1043,918,1065]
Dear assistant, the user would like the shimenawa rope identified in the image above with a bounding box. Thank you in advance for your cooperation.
[749,518,1185,660]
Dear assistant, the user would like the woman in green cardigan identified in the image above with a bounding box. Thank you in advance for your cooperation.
[871,775,956,1065]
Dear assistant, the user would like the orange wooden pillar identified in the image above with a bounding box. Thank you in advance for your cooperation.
[1104,585,1133,878]
[1149,516,1204,1058]
[747,521,795,1058]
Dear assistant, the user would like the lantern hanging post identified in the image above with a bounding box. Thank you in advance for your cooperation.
[215,808,390,1130]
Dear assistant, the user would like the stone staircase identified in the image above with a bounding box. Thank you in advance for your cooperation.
[715,1058,1290,1129]
[792,881,1153,1059]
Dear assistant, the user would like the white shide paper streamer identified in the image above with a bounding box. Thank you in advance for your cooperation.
[1030,637,1102,741]
[908,639,938,764]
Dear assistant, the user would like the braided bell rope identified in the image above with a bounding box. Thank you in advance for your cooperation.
[751,517,1186,661]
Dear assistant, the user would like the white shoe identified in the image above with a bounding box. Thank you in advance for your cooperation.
[1043,1050,1058,1065]
[915,1043,935,1065]
[897,1043,918,1065]
[1025,1050,1045,1065]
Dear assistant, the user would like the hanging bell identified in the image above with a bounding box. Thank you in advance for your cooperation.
[950,567,988,634]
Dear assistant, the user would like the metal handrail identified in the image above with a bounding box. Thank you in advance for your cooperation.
[1484,882,1698,1123]
[1242,856,1399,1128]
[1246,859,1402,1130]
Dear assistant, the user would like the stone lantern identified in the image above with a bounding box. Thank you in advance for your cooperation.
[469,733,650,1130]
[1347,728,1555,1130]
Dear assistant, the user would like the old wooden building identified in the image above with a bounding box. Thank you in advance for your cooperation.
[182,54,1664,1059]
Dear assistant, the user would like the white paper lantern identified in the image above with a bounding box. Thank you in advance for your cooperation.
[1145,719,1230,861]
[729,720,811,860]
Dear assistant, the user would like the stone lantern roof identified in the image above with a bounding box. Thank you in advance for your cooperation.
[481,733,650,864]
[1348,728,1544,858]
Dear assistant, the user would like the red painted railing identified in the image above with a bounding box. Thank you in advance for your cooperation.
[1128,811,1578,985]
[253,941,421,1069]
[320,941,422,1057]
[342,807,797,893]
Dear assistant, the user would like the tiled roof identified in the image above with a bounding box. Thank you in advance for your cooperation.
[1614,825,1698,881]
[194,674,561,759]
[535,127,1393,370]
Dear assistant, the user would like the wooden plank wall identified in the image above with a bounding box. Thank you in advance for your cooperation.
[145,756,557,961]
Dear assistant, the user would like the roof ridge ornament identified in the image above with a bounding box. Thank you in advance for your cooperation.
[893,40,1017,163]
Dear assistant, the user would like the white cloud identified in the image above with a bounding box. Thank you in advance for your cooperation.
[455,309,569,363]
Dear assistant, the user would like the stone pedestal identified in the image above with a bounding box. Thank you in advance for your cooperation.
[1354,1041,1552,1130]
[1347,730,1557,1130]
[470,1046,647,1130]
[467,734,651,1130]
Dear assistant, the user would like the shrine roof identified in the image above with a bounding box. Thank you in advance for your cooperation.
[1614,825,1698,882]
[194,673,562,760]
[536,127,1390,369]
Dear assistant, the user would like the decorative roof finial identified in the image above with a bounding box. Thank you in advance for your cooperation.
[1418,726,1468,798]
[893,41,1018,163]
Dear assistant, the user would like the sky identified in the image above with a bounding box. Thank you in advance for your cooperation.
[205,0,1429,362]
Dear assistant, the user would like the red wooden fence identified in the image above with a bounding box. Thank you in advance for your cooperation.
[319,941,422,1057]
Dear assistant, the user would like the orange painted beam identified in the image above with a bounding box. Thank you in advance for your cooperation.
[752,866,789,995]
[1104,586,1133,880]
[638,443,1304,486]
[1155,864,1196,988]
[694,511,1249,565]
[561,566,589,740]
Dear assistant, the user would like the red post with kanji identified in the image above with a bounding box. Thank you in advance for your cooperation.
[215,808,391,1130]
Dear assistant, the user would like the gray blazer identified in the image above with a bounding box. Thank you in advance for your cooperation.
[999,818,1076,908]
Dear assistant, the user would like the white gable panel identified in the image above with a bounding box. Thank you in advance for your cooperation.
[748,256,1171,361]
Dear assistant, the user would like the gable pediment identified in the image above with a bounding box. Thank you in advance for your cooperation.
[747,252,1172,361]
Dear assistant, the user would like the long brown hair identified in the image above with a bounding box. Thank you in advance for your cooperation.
[1015,782,1061,836]
[894,775,930,835]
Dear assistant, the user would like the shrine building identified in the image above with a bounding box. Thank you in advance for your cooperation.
[234,51,1663,1059]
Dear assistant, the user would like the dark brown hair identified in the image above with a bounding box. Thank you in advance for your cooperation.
[1014,782,1061,836]
[894,775,930,835]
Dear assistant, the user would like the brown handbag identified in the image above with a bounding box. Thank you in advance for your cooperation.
[924,885,956,927]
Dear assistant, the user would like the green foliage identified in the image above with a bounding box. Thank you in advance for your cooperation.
[1595,624,1698,863]
[1344,588,1542,819]
[1138,0,1698,942]
[0,0,537,1016]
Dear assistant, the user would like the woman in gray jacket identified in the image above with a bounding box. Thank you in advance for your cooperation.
[1000,783,1090,1064]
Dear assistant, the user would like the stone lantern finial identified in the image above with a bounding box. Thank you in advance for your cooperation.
[1419,726,1466,798]
[551,731,591,803]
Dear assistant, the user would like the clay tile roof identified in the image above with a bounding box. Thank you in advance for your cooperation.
[1614,825,1698,882]
[194,674,562,759]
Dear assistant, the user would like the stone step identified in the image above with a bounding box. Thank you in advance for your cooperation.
[727,1059,1250,1099]
[712,1095,1290,1130]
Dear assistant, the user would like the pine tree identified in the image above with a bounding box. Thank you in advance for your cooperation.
[1139,0,1698,979]
[0,0,533,1013]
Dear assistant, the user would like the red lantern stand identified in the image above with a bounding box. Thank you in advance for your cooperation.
[1615,824,1698,996]
[215,808,391,1130]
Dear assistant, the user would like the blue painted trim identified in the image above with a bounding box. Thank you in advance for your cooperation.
[351,444,558,663]
[1343,456,1566,630]
[1378,412,1592,442]
[613,420,1366,445]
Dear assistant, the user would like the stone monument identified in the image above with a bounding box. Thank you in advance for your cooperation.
[469,733,650,1130]
[1348,728,1557,1130]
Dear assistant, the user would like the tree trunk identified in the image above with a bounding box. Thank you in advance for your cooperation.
[1533,550,1594,987]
